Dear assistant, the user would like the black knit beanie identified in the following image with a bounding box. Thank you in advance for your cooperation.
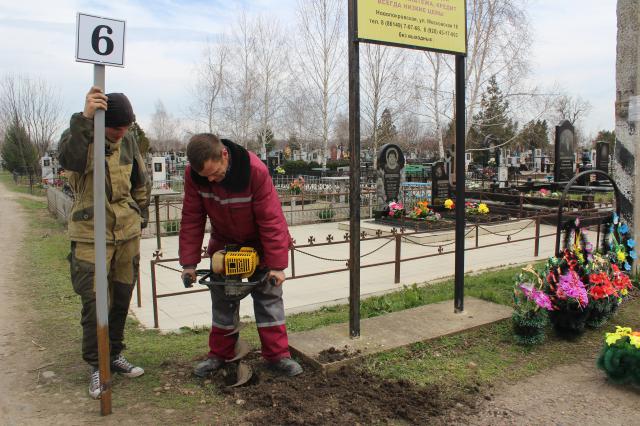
[105,93,135,128]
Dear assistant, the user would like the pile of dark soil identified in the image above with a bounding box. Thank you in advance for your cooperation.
[316,345,362,363]
[225,363,448,425]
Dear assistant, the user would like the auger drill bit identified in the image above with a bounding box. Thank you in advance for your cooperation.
[225,339,253,387]
[227,362,253,388]
[224,311,244,336]
[227,339,251,363]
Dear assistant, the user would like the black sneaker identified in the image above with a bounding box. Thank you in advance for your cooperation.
[193,357,225,378]
[268,357,303,377]
[111,354,145,378]
[89,368,101,399]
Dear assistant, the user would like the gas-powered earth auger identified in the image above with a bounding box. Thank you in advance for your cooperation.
[182,245,276,387]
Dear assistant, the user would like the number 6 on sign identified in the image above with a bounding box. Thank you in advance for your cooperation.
[76,13,126,67]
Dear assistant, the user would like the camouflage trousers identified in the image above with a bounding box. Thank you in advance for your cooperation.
[68,237,140,367]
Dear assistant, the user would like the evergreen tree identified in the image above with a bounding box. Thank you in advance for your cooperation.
[595,130,615,145]
[467,75,516,160]
[130,121,151,155]
[515,120,549,151]
[376,108,397,146]
[1,122,38,174]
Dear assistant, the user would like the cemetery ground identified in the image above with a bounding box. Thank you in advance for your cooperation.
[1,174,639,425]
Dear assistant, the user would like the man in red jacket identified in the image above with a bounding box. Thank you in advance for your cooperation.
[179,133,302,377]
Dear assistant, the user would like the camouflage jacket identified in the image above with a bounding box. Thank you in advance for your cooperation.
[58,113,150,243]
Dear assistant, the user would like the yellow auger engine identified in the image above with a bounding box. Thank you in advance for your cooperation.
[211,246,259,279]
[183,245,273,301]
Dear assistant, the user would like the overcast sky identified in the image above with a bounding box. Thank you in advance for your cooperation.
[0,0,617,141]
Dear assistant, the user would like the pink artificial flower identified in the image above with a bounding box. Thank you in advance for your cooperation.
[519,283,554,311]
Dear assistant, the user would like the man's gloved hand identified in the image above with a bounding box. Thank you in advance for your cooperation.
[268,270,286,286]
[182,267,197,288]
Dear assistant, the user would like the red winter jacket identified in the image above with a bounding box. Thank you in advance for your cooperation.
[179,140,290,270]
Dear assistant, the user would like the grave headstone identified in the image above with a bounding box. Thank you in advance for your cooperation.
[446,145,456,184]
[498,165,508,188]
[534,148,542,172]
[578,149,595,186]
[554,120,576,182]
[152,156,166,185]
[596,141,610,176]
[465,152,472,172]
[41,155,55,183]
[431,161,450,203]
[376,144,406,210]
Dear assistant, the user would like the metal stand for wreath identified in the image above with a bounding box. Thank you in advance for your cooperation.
[554,170,621,255]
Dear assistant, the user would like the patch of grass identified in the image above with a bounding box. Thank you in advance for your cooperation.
[362,297,640,402]
[0,171,46,196]
[287,266,521,332]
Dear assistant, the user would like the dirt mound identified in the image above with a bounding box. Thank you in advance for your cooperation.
[224,362,446,425]
[316,345,362,363]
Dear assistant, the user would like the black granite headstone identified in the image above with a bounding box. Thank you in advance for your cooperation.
[431,161,450,202]
[554,120,575,182]
[595,141,610,176]
[377,144,405,203]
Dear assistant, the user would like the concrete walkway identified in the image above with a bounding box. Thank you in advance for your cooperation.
[131,218,560,331]
[288,297,514,371]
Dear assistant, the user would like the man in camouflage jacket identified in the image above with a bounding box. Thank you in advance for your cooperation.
[58,86,150,399]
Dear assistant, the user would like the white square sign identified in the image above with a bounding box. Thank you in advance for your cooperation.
[76,13,126,67]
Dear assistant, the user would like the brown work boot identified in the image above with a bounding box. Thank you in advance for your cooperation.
[268,357,303,377]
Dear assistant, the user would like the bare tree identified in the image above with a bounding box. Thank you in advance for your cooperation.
[282,89,317,157]
[294,0,346,168]
[224,11,258,148]
[396,112,424,157]
[416,0,531,151]
[191,36,230,134]
[149,100,182,152]
[554,93,592,126]
[463,0,531,135]
[361,43,410,166]
[333,112,349,152]
[415,51,454,159]
[254,16,289,159]
[0,74,63,157]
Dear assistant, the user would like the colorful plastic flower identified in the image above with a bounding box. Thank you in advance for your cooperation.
[388,201,404,218]
[557,270,588,307]
[519,282,554,311]
[605,326,634,346]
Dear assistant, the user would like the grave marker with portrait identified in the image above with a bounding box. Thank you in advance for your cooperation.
[431,161,450,203]
[376,144,406,211]
[554,120,576,182]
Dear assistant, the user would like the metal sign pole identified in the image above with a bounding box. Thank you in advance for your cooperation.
[454,54,466,313]
[348,0,361,338]
[93,64,112,415]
